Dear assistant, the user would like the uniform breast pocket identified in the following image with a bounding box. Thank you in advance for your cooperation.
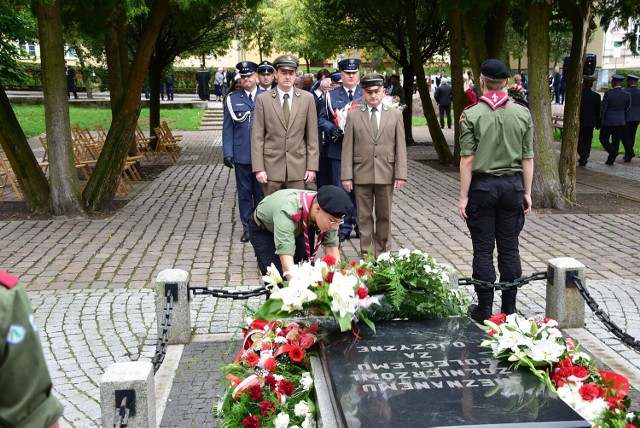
[354,157,363,164]
[387,156,395,163]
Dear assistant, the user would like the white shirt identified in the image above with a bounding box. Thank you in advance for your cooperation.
[278,88,294,109]
[368,105,381,125]
[245,88,257,101]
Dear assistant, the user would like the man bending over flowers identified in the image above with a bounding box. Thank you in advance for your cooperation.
[249,184,353,277]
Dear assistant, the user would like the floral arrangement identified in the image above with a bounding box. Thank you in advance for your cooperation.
[508,83,527,103]
[333,102,360,131]
[254,255,378,333]
[362,249,468,321]
[382,95,406,111]
[217,319,318,428]
[480,313,637,426]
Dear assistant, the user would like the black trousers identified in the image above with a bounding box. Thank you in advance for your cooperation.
[466,175,525,285]
[439,105,451,128]
[600,126,626,157]
[624,121,639,156]
[249,217,306,276]
[577,126,595,163]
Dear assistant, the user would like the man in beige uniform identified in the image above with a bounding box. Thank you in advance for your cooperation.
[341,73,407,256]
[252,54,319,195]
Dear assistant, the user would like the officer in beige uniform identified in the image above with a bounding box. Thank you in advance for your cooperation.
[251,55,319,196]
[341,73,408,257]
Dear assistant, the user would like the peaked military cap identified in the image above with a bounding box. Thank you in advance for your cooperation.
[273,55,299,71]
[611,74,625,82]
[338,58,361,72]
[480,59,510,79]
[360,73,385,90]
[627,74,640,81]
[236,61,258,76]
[330,71,342,82]
[316,185,353,218]
[583,75,596,82]
[257,61,275,74]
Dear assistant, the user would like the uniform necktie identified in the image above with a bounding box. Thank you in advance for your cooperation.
[371,107,378,137]
[348,90,353,101]
[249,93,253,102]
[283,93,290,125]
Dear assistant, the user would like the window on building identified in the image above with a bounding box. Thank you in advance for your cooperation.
[64,45,78,60]
[18,41,36,58]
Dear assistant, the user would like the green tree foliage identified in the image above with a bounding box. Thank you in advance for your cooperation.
[599,0,640,54]
[0,2,37,85]
[236,0,275,62]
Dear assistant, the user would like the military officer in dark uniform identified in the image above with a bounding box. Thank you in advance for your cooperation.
[257,61,277,91]
[577,75,601,166]
[458,59,534,324]
[318,58,363,242]
[623,74,640,162]
[1,271,64,427]
[223,61,265,243]
[601,74,632,165]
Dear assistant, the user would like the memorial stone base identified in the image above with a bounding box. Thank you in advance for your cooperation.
[315,317,590,428]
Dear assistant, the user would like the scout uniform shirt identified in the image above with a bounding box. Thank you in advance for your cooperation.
[459,91,534,175]
[0,271,64,427]
[253,189,339,256]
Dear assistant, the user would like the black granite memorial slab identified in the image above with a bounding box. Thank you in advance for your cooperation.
[319,317,590,428]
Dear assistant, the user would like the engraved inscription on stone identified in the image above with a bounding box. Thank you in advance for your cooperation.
[320,317,590,428]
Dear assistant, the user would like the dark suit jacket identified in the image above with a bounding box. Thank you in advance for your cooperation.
[318,86,364,160]
[625,86,640,122]
[580,88,601,129]
[252,88,319,181]
[602,87,631,127]
[223,88,264,165]
[434,84,452,107]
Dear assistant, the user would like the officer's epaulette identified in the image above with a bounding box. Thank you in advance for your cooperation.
[0,271,19,289]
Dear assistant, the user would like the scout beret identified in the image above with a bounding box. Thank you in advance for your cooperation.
[360,73,385,90]
[338,58,361,72]
[257,61,274,74]
[480,59,510,79]
[316,185,353,219]
[273,55,299,71]
[611,74,625,82]
[627,74,640,81]
[583,75,596,82]
[330,71,342,82]
[236,61,258,76]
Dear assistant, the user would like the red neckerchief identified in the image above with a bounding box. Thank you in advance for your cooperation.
[299,192,324,262]
[0,271,19,289]
[479,91,509,110]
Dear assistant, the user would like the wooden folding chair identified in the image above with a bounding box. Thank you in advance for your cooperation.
[135,125,157,162]
[0,150,23,200]
[153,126,178,164]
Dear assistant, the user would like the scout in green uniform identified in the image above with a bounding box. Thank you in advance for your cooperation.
[457,59,534,324]
[249,185,352,277]
[1,271,64,427]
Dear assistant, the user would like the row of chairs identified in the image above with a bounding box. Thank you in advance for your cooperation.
[0,150,24,200]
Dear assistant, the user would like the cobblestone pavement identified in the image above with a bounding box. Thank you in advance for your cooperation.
[2,128,640,426]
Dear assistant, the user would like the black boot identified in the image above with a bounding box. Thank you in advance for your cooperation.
[468,289,494,324]
[501,288,518,315]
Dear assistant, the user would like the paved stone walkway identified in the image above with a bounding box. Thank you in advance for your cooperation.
[2,127,640,426]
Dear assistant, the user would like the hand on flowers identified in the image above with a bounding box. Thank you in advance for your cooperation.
[331,127,344,142]
[255,171,268,184]
[458,196,468,221]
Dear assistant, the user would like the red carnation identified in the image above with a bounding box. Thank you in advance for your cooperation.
[244,352,259,366]
[264,357,277,372]
[260,400,276,417]
[571,366,589,379]
[350,261,358,267]
[356,268,367,276]
[488,330,496,337]
[323,255,337,266]
[289,345,305,362]
[357,287,369,299]
[264,374,277,389]
[279,379,295,396]
[243,415,260,428]
[327,272,335,283]
[488,313,507,325]
[578,383,600,401]
[249,384,263,401]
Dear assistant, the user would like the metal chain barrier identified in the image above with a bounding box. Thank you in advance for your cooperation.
[114,396,129,428]
[189,285,270,299]
[458,271,549,291]
[151,289,174,373]
[568,274,640,352]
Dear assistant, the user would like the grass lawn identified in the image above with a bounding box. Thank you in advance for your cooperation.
[12,105,204,138]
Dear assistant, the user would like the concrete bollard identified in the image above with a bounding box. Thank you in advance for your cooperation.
[100,362,155,428]
[156,269,191,345]
[546,258,586,328]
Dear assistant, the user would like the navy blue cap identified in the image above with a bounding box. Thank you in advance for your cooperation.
[611,74,625,82]
[330,71,342,82]
[236,61,258,76]
[338,58,361,72]
[360,73,385,90]
[317,185,353,218]
[583,75,596,82]
[627,74,640,81]
[480,59,510,79]
[257,61,274,74]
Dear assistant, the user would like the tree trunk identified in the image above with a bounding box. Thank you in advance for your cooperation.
[0,83,50,212]
[83,0,170,212]
[401,67,415,146]
[105,22,125,111]
[558,0,593,202]
[528,0,565,209]
[449,0,465,164]
[149,58,163,139]
[36,0,85,217]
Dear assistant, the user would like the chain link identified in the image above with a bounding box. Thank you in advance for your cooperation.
[114,396,129,427]
[189,285,269,299]
[151,290,174,373]
[568,274,640,352]
[458,271,549,291]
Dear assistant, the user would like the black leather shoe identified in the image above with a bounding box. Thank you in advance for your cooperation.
[353,228,360,239]
[339,232,350,242]
[624,155,634,163]
[605,154,615,165]
[578,159,587,167]
[240,231,250,242]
